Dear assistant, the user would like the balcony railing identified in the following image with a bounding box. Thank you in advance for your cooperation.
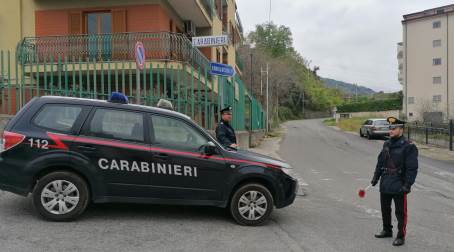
[17,32,210,70]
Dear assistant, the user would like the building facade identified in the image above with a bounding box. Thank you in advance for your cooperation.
[401,4,454,122]
[0,0,264,132]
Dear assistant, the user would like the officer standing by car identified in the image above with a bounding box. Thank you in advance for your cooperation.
[371,117,418,246]
[215,106,238,149]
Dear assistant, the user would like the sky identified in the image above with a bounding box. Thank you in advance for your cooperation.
[237,0,454,92]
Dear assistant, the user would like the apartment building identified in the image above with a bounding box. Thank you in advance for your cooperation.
[0,0,264,132]
[401,4,454,122]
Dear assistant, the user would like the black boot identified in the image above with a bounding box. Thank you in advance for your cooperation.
[375,230,393,238]
[393,237,405,246]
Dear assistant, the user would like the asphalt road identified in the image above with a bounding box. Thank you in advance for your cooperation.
[0,119,453,251]
[277,119,454,252]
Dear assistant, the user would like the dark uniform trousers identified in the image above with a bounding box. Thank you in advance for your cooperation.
[374,136,418,239]
[380,192,407,237]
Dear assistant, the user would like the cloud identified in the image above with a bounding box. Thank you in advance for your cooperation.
[237,0,453,92]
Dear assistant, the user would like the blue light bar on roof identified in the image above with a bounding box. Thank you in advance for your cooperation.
[108,92,129,104]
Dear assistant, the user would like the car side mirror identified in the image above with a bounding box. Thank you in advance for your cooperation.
[203,141,217,156]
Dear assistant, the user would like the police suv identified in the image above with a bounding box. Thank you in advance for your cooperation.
[0,94,297,226]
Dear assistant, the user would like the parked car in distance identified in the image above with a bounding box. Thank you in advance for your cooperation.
[359,118,389,139]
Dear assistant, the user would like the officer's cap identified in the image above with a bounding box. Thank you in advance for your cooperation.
[387,116,405,129]
[221,106,232,114]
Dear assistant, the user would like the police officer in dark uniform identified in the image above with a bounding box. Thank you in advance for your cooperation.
[215,106,238,149]
[371,117,418,246]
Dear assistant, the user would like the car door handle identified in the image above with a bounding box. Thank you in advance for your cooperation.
[153,153,169,160]
[77,145,97,152]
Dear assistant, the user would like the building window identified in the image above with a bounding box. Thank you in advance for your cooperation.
[87,12,112,35]
[409,112,413,117]
[433,76,442,84]
[433,21,441,29]
[433,95,442,103]
[408,97,415,104]
[433,39,441,47]
[433,58,442,65]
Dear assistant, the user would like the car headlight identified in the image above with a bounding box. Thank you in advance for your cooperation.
[281,167,296,177]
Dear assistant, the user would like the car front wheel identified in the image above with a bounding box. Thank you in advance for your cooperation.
[32,171,90,221]
[230,183,274,226]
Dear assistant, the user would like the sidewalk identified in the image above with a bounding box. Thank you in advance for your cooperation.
[330,126,454,162]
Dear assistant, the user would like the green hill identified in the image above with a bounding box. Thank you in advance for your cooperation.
[321,77,376,95]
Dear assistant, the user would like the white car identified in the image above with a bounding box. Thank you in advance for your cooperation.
[359,118,389,139]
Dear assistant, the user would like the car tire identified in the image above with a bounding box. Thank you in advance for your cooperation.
[367,132,372,140]
[230,183,274,226]
[359,129,363,137]
[32,171,90,222]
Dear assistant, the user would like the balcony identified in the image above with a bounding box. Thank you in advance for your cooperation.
[16,32,210,70]
[167,0,213,27]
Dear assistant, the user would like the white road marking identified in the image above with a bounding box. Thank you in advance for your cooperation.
[321,178,333,181]
[355,204,381,218]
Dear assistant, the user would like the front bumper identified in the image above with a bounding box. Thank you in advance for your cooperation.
[275,175,298,208]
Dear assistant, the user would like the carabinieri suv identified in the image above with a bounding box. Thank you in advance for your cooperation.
[0,95,298,226]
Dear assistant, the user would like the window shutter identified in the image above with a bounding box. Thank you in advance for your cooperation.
[68,11,83,35]
[112,9,127,33]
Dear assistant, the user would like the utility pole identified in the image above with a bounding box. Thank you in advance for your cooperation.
[355,83,358,102]
[260,64,270,133]
[249,52,253,147]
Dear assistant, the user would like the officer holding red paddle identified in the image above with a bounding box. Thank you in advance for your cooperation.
[371,117,419,246]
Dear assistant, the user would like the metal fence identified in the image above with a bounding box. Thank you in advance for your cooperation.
[406,120,454,151]
[0,32,265,131]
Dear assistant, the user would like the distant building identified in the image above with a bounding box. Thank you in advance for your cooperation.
[401,4,454,122]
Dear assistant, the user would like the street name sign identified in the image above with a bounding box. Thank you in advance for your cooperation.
[210,62,235,77]
[192,35,229,47]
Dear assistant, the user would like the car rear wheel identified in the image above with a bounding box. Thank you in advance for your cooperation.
[32,171,89,221]
[230,183,273,226]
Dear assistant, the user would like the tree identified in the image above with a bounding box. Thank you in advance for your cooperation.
[239,22,344,124]
[248,23,294,57]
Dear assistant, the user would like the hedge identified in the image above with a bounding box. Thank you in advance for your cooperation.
[337,99,402,113]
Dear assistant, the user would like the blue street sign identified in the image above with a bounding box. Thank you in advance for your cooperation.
[209,62,235,77]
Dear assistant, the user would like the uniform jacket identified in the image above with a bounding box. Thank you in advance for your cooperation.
[215,120,237,147]
[374,136,418,194]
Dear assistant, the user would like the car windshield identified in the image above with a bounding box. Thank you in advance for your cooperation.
[374,120,389,126]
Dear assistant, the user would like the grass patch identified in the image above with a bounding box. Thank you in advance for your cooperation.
[267,130,282,138]
[337,117,368,133]
[323,118,336,126]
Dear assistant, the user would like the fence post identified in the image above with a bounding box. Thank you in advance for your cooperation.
[450,119,453,151]
[407,125,410,140]
[425,127,428,144]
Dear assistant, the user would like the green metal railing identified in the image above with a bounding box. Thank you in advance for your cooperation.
[2,34,265,132]
[235,50,244,72]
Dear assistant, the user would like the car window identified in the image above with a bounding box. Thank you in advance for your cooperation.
[151,115,208,151]
[87,108,144,142]
[33,104,82,133]
[363,120,369,125]
[374,120,389,126]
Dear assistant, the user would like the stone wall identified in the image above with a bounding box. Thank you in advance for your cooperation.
[336,110,401,120]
